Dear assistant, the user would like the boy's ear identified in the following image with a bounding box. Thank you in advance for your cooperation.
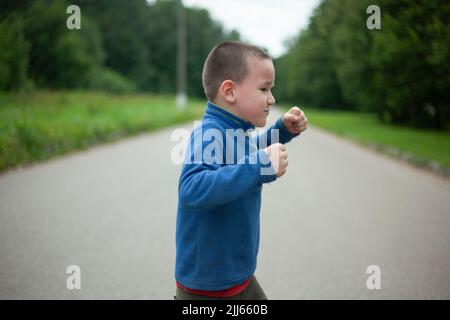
[219,80,236,104]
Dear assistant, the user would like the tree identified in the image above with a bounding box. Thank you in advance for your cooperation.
[26,1,99,88]
[0,12,29,90]
[369,0,450,128]
[276,0,450,129]
[0,0,240,97]
[276,0,346,109]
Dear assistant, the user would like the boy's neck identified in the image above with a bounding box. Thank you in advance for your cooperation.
[210,98,245,121]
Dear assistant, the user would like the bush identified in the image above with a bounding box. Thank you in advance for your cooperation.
[87,67,137,93]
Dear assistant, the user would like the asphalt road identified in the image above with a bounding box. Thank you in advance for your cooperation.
[0,109,449,299]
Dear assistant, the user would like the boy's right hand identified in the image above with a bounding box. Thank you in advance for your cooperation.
[263,143,288,177]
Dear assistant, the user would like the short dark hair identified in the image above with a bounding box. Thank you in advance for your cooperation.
[202,41,271,101]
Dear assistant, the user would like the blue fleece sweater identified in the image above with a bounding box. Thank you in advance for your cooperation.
[175,101,298,290]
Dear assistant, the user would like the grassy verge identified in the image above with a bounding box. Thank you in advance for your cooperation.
[284,106,450,175]
[0,91,205,172]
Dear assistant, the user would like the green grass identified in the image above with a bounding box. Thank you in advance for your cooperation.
[286,107,450,170]
[0,91,205,172]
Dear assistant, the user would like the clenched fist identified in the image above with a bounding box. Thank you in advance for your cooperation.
[282,106,308,135]
[263,143,288,177]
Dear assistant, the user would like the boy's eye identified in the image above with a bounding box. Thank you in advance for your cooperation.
[260,88,268,92]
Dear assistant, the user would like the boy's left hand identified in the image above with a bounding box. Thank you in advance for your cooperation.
[282,106,308,135]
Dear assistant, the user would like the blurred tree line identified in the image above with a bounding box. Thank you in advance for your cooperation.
[1,0,448,130]
[275,0,449,129]
[0,0,239,96]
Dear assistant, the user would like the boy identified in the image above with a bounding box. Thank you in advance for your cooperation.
[175,41,308,300]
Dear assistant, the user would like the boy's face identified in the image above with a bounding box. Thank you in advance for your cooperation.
[234,56,276,127]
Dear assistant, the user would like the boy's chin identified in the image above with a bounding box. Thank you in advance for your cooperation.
[253,119,267,128]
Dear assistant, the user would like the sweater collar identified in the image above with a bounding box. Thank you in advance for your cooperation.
[204,101,255,131]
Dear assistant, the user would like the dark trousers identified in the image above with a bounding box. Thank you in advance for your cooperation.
[174,276,267,300]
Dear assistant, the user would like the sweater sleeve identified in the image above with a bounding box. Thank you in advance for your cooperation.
[178,127,277,210]
[255,116,300,148]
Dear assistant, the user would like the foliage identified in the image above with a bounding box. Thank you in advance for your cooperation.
[276,0,450,129]
[0,0,240,97]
